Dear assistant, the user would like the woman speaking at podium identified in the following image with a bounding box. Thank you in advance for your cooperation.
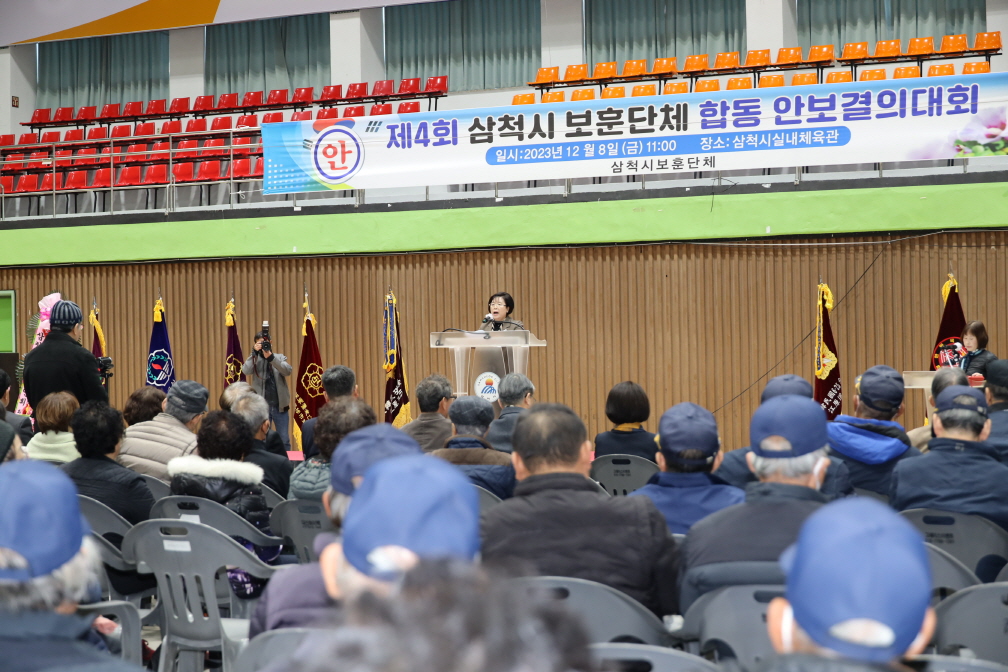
[480,292,525,331]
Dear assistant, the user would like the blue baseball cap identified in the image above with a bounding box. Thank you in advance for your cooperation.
[0,460,90,581]
[657,402,720,464]
[750,395,828,458]
[780,498,931,663]
[935,385,988,417]
[856,366,905,413]
[341,455,480,580]
[761,375,814,403]
[329,424,423,495]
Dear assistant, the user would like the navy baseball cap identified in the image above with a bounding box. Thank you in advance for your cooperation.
[0,460,90,581]
[935,385,988,417]
[448,395,494,428]
[761,375,814,403]
[341,455,480,580]
[855,366,905,413]
[986,360,1008,390]
[780,498,931,663]
[657,402,720,464]
[750,395,828,458]
[329,423,423,495]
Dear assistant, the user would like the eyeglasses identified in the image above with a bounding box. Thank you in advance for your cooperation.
[489,301,507,307]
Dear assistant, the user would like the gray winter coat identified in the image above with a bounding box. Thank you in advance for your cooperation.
[117,412,198,480]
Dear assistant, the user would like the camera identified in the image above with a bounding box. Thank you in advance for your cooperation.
[96,356,114,382]
[259,320,272,356]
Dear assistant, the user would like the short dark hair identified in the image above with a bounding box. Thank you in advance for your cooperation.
[323,365,356,397]
[988,382,1008,404]
[963,321,989,349]
[856,401,899,422]
[70,401,124,458]
[937,406,987,438]
[932,367,969,398]
[122,386,166,426]
[487,292,514,316]
[254,330,269,341]
[0,369,10,397]
[197,410,253,461]
[415,374,453,413]
[512,404,586,472]
[662,448,713,474]
[35,392,80,433]
[604,381,650,424]
[314,397,378,461]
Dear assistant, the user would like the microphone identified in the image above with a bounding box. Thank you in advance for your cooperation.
[483,313,494,324]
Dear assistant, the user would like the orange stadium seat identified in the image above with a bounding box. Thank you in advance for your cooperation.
[962,61,990,74]
[743,50,771,68]
[775,47,803,66]
[571,88,595,101]
[681,54,709,74]
[631,84,657,96]
[529,67,559,86]
[694,79,720,92]
[591,62,617,80]
[663,82,689,94]
[894,66,920,79]
[825,71,853,83]
[562,64,588,82]
[805,45,835,64]
[758,75,785,88]
[973,31,1002,52]
[512,93,535,105]
[651,58,678,76]
[906,37,934,57]
[726,77,752,90]
[840,42,869,61]
[873,40,902,59]
[791,73,817,86]
[601,86,625,99]
[620,60,648,78]
[713,52,740,70]
[541,91,565,103]
[928,63,956,77]
[859,69,887,81]
[939,34,968,54]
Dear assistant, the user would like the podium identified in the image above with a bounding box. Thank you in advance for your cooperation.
[904,369,984,418]
[430,330,547,403]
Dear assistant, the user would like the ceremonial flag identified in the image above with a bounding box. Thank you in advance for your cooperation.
[814,283,842,420]
[292,292,324,451]
[15,292,61,415]
[146,298,176,392]
[383,289,412,427]
[89,300,108,390]
[930,273,967,370]
[224,298,246,389]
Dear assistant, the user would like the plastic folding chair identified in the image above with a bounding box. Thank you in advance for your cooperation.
[512,93,536,105]
[712,52,740,70]
[150,496,283,547]
[928,63,956,77]
[121,520,276,672]
[571,88,596,101]
[685,585,785,667]
[679,561,785,613]
[963,61,991,74]
[939,34,969,54]
[141,474,172,500]
[513,576,671,645]
[894,66,921,79]
[592,62,618,80]
[79,495,132,539]
[663,82,689,94]
[590,455,658,496]
[694,79,720,92]
[681,55,709,74]
[631,84,658,96]
[77,601,143,665]
[758,75,785,88]
[601,86,625,99]
[927,542,980,603]
[396,102,420,114]
[541,91,565,103]
[825,71,853,83]
[260,485,285,509]
[726,77,752,90]
[233,629,315,672]
[268,499,336,563]
[590,643,721,672]
[901,509,1008,581]
[474,485,502,515]
[933,583,1008,663]
[651,58,678,76]
[791,72,818,86]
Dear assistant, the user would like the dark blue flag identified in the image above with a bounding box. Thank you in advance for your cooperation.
[147,298,176,392]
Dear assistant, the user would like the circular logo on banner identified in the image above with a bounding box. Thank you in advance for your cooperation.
[301,363,326,398]
[146,349,174,387]
[313,125,364,184]
[933,337,967,369]
[475,372,501,402]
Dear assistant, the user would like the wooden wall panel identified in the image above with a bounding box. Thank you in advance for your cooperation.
[1,231,1003,450]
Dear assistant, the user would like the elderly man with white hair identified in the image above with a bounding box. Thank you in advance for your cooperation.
[0,460,142,672]
[232,393,294,495]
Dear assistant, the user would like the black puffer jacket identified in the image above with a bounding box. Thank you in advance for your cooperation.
[167,454,270,530]
[62,455,154,525]
[22,330,108,411]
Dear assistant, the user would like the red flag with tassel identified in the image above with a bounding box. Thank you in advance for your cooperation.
[814,283,842,420]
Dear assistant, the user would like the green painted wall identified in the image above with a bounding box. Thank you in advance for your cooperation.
[0,293,14,352]
[3,181,1007,266]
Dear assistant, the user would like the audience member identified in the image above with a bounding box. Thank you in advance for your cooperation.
[232,393,295,495]
[0,460,141,672]
[890,385,1008,539]
[983,360,1008,461]
[0,418,23,463]
[961,320,997,377]
[117,380,208,480]
[827,366,920,495]
[62,402,154,525]
[481,403,678,616]
[242,329,294,450]
[289,397,377,501]
[22,299,108,411]
[485,373,535,453]
[121,386,165,426]
[0,369,33,446]
[250,448,470,639]
[23,391,79,464]
[763,498,934,671]
[714,374,854,498]
[284,560,593,672]
[303,365,358,458]
[402,374,454,452]
[906,367,969,451]
[432,395,515,499]
[594,381,658,461]
[629,402,744,534]
[681,395,830,606]
[221,382,286,456]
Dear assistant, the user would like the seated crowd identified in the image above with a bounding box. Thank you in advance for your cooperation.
[2,352,1008,672]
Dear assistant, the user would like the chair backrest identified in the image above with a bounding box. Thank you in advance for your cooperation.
[161,119,181,135]
[123,101,143,117]
[563,64,588,81]
[601,86,625,99]
[121,520,275,646]
[532,66,559,84]
[912,655,1008,672]
[859,68,887,81]
[99,103,121,119]
[682,54,709,72]
[134,122,155,136]
[292,87,314,104]
[590,454,659,496]
[512,576,670,645]
[40,131,60,144]
[973,31,1002,51]
[185,117,207,133]
[894,66,921,79]
[30,108,51,124]
[632,84,658,96]
[775,47,803,64]
[371,79,394,97]
[962,61,991,74]
[268,499,336,563]
[242,91,264,107]
[901,509,1008,581]
[110,125,131,139]
[76,105,97,120]
[651,57,677,75]
[396,102,420,114]
[713,52,739,70]
[345,82,368,99]
[939,34,969,54]
[236,114,259,128]
[54,107,75,123]
[397,78,421,94]
[689,585,785,667]
[806,44,835,63]
[726,77,752,90]
[424,75,448,93]
[317,107,340,120]
[926,542,980,601]
[590,643,721,672]
[874,39,903,58]
[791,72,818,86]
[217,93,238,109]
[77,600,143,665]
[933,583,1008,663]
[150,495,283,547]
[512,93,536,105]
[907,37,935,56]
[744,50,771,68]
[679,561,785,613]
[318,84,343,102]
[291,110,313,121]
[825,71,853,83]
[572,88,596,101]
[694,79,720,93]
[758,75,785,88]
[18,132,39,145]
[840,42,869,60]
[78,494,132,538]
[343,106,365,118]
[474,485,502,515]
[169,97,191,114]
[234,628,315,672]
[541,91,565,103]
[141,474,172,500]
[0,133,18,146]
[260,484,286,508]
[592,62,617,79]
[211,116,232,131]
[261,111,283,123]
[663,81,689,94]
[145,99,167,115]
[621,60,648,77]
[928,63,956,77]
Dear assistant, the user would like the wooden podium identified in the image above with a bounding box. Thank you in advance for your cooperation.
[430,330,546,403]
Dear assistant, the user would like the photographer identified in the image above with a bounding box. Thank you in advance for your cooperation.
[241,326,293,450]
[23,300,107,413]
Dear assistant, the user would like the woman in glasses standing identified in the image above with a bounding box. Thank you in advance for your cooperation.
[480,292,525,331]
